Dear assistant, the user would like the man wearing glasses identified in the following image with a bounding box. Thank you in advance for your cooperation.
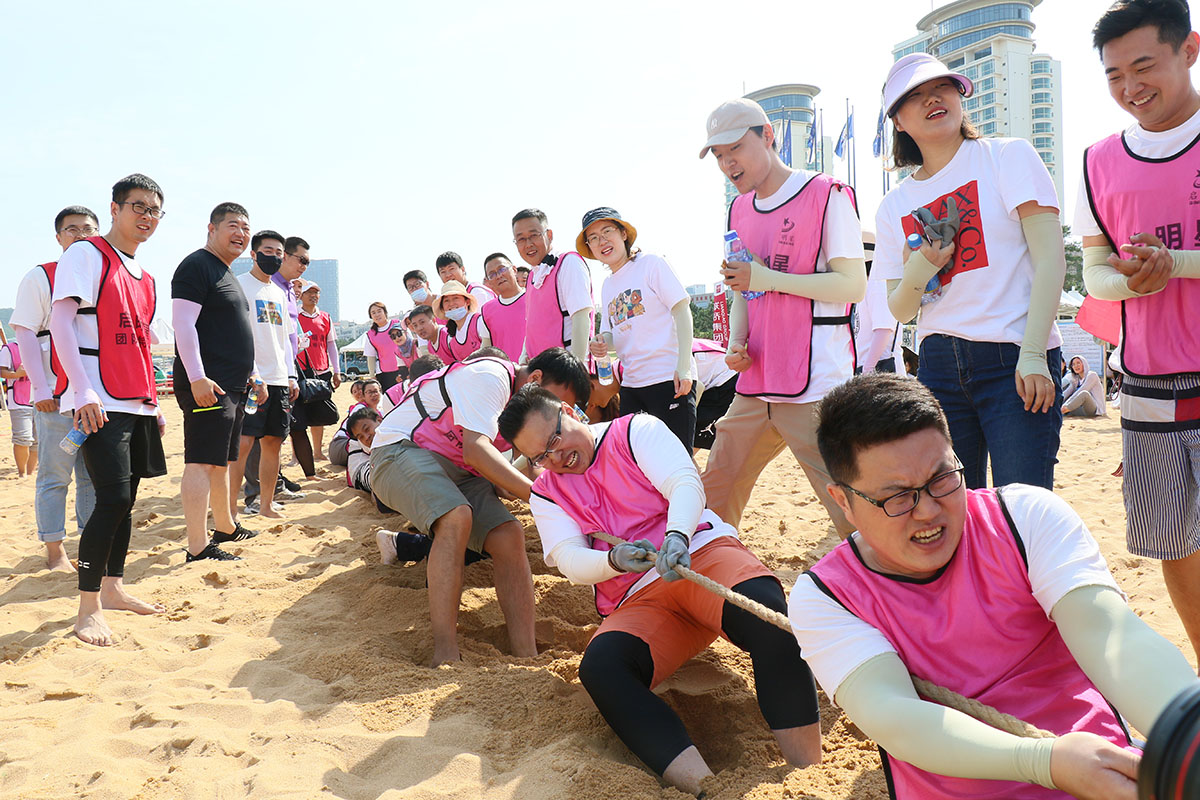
[50,174,170,646]
[369,348,589,667]
[495,384,821,796]
[10,206,100,572]
[789,372,1198,799]
[511,208,593,363]
[479,252,526,361]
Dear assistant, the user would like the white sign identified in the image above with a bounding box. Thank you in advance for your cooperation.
[1056,321,1106,378]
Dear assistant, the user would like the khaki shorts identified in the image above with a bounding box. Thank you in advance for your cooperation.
[370,439,514,554]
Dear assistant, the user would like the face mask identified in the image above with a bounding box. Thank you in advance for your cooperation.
[445,306,469,322]
[256,253,283,275]
[410,287,429,303]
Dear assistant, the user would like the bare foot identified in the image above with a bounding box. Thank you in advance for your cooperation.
[100,586,166,615]
[46,543,77,573]
[75,608,114,646]
[260,508,284,519]
[430,645,461,668]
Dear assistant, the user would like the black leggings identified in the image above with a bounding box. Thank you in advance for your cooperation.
[619,380,697,450]
[577,576,819,775]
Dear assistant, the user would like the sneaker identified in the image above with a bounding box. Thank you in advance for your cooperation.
[185,543,242,562]
[245,500,284,515]
[211,524,259,544]
[377,529,433,565]
[276,487,306,502]
[377,530,399,565]
[281,475,303,493]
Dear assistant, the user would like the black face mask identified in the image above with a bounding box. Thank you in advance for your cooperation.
[256,252,283,275]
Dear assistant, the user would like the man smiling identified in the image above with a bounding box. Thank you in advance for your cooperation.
[479,252,526,361]
[511,208,593,363]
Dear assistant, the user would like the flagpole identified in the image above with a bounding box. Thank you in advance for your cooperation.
[819,111,825,174]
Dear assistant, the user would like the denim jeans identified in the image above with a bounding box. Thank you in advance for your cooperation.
[34,409,96,542]
[918,335,1063,490]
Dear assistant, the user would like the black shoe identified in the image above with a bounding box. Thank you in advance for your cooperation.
[211,524,258,544]
[394,530,433,562]
[186,543,243,562]
[281,474,303,493]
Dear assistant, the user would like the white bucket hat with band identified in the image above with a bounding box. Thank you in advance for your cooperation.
[698,98,771,159]
[883,53,974,118]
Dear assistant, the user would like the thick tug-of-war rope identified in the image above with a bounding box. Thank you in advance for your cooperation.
[590,531,1056,741]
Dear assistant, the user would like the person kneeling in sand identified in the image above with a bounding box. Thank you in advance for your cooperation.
[498,386,821,796]
[789,372,1199,800]
[369,348,590,666]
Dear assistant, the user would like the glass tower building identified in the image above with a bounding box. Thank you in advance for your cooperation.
[232,257,342,321]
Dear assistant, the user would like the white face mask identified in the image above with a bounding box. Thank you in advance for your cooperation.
[445,306,469,322]
[410,287,429,303]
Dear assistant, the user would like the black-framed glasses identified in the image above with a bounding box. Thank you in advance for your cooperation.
[531,407,563,468]
[288,253,310,266]
[840,466,965,517]
[117,201,165,219]
[60,225,99,237]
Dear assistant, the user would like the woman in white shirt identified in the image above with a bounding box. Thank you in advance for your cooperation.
[874,53,1068,490]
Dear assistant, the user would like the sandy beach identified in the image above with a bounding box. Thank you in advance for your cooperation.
[0,389,1188,800]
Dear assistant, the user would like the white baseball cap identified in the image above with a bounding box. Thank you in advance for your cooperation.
[699,98,771,159]
[299,280,320,293]
[883,53,973,118]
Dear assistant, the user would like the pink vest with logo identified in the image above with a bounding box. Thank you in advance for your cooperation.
[396,357,515,474]
[1083,131,1200,377]
[808,488,1129,800]
[446,313,484,362]
[367,321,401,372]
[532,415,710,616]
[427,324,455,364]
[3,342,31,407]
[524,253,594,360]
[480,293,528,361]
[728,174,856,398]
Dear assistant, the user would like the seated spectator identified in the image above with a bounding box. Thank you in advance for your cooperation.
[1062,355,1106,417]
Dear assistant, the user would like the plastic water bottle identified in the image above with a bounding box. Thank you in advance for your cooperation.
[572,404,591,424]
[596,355,614,386]
[909,230,945,305]
[60,426,88,455]
[244,380,262,415]
[724,230,763,301]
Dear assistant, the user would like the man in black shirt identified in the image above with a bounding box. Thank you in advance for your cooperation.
[171,202,265,562]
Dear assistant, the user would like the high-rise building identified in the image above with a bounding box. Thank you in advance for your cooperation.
[891,0,1064,204]
[231,257,342,321]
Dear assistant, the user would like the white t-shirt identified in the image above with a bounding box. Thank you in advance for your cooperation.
[372,358,512,450]
[599,253,693,388]
[10,265,56,386]
[854,278,905,372]
[236,272,295,387]
[51,240,157,416]
[531,414,737,601]
[873,137,1064,349]
[749,169,865,403]
[693,349,736,391]
[529,250,594,342]
[1073,105,1200,237]
[787,484,1122,702]
[466,283,496,307]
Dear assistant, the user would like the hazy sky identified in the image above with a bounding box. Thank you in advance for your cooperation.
[2,0,1192,321]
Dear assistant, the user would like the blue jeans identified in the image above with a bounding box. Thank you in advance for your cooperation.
[918,335,1063,490]
[33,409,96,543]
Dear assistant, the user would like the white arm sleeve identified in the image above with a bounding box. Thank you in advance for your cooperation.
[627,414,704,536]
[531,490,620,585]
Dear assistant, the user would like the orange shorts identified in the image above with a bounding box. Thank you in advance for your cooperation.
[591,536,775,688]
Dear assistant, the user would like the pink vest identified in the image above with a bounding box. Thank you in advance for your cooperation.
[532,415,710,616]
[397,357,515,474]
[446,313,484,362]
[691,338,725,356]
[809,489,1130,800]
[728,174,856,398]
[524,252,594,360]
[427,325,455,364]
[384,383,405,407]
[480,293,528,361]
[3,342,31,407]
[466,281,497,303]
[367,321,401,372]
[1083,131,1200,377]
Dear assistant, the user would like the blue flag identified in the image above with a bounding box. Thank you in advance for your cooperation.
[779,119,792,166]
[872,107,885,158]
[805,115,818,165]
[835,111,853,159]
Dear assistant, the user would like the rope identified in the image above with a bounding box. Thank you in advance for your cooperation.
[590,531,1056,740]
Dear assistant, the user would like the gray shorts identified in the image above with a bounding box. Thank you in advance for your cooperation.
[370,439,514,554]
[9,407,36,447]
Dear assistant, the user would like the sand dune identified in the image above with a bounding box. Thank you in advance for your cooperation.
[0,392,1187,799]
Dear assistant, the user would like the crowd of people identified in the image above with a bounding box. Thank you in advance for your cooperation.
[6,1,1200,798]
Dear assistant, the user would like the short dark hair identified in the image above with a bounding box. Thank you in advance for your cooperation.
[252,230,285,251]
[483,252,512,267]
[347,406,383,437]
[408,304,434,320]
[1094,0,1192,53]
[498,385,561,446]
[409,354,445,381]
[350,379,366,396]
[403,270,428,286]
[285,236,309,254]
[361,378,381,393]
[210,202,248,225]
[465,345,510,361]
[891,117,980,169]
[527,347,591,407]
[749,125,779,153]
[435,251,463,271]
[512,208,548,227]
[816,373,950,485]
[515,265,531,273]
[54,205,98,233]
[112,173,164,205]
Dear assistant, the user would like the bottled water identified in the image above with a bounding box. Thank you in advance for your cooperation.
[244,380,263,415]
[724,230,764,301]
[60,427,88,455]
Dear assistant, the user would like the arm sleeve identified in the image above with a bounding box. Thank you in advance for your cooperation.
[531,491,621,584]
[1016,213,1068,382]
[171,299,207,382]
[728,290,748,348]
[671,300,693,378]
[327,326,340,372]
[746,256,867,303]
[1051,585,1198,736]
[1082,244,1148,300]
[861,328,894,372]
[1170,248,1200,279]
[49,298,98,407]
[629,414,705,537]
[569,310,592,363]
[367,355,378,375]
[887,250,941,323]
[13,327,50,401]
[835,652,1056,788]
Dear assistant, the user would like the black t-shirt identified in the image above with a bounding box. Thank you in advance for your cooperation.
[171,248,255,395]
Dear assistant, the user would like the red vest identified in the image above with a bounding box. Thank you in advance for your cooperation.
[3,342,31,407]
[480,293,528,361]
[523,252,594,360]
[53,238,157,406]
[298,310,332,372]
